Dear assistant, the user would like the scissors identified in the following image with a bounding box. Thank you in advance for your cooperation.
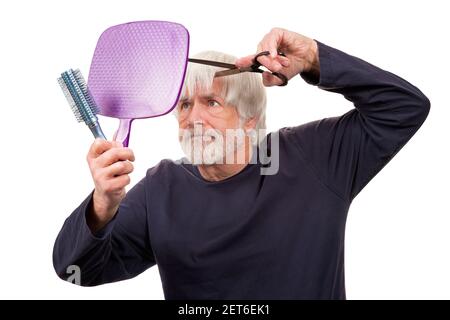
[188,51,289,86]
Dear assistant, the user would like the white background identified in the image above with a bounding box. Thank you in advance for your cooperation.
[0,0,448,299]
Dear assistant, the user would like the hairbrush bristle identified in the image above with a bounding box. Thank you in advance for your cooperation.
[58,69,99,124]
[58,68,107,140]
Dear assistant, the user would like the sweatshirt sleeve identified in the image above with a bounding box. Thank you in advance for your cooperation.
[52,172,155,286]
[283,41,430,202]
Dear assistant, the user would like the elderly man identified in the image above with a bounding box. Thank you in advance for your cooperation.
[53,28,430,299]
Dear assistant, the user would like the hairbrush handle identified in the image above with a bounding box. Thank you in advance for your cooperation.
[88,121,107,140]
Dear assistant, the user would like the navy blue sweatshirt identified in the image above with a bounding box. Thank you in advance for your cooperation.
[53,42,430,299]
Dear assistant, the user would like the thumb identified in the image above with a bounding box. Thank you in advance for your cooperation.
[235,55,255,68]
[262,72,284,87]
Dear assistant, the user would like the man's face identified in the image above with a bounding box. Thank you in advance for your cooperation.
[177,80,249,164]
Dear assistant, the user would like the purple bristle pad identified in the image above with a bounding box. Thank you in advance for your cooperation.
[87,21,190,146]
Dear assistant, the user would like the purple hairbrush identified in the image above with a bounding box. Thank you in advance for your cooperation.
[87,21,190,147]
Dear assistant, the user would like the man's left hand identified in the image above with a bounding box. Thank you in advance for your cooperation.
[235,28,320,87]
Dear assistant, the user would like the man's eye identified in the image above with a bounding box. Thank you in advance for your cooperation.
[208,100,220,107]
[180,102,190,110]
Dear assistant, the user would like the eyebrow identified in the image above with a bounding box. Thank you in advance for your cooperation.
[179,94,222,103]
[178,97,189,103]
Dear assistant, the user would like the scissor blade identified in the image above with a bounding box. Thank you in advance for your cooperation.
[188,58,236,69]
[214,69,243,77]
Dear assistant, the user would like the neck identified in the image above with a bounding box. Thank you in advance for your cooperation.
[197,137,253,182]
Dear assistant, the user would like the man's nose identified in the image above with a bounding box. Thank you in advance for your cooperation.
[186,102,204,125]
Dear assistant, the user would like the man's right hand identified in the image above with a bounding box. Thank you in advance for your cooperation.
[86,138,135,232]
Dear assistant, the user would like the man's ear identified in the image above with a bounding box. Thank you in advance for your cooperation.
[244,117,258,132]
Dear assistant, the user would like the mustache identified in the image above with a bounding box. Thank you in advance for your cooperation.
[179,129,223,139]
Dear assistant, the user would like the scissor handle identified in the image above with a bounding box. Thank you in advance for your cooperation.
[253,51,286,65]
[271,72,288,86]
[253,51,288,86]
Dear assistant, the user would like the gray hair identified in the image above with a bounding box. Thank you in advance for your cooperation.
[174,51,267,131]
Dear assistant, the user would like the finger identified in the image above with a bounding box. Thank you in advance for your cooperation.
[97,147,135,168]
[278,55,290,67]
[104,174,131,193]
[88,139,113,159]
[262,71,284,87]
[236,53,289,70]
[235,54,255,68]
[105,160,134,178]
[257,35,275,57]
[266,31,281,58]
[256,55,282,72]
[258,28,284,58]
[256,28,290,71]
[111,174,131,190]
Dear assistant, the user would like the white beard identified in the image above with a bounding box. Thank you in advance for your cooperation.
[179,126,247,165]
